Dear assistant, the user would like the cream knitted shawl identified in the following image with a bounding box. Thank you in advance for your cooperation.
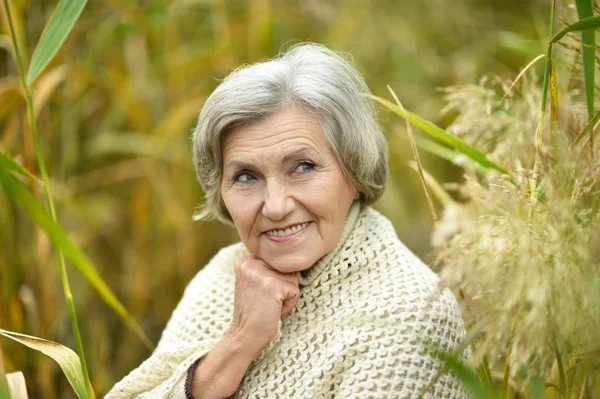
[106,203,469,398]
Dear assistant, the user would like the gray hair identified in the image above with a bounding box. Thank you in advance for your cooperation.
[192,43,388,223]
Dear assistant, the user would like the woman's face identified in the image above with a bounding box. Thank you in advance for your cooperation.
[220,107,357,273]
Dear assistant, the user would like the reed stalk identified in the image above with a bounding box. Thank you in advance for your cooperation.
[529,0,555,220]
[502,323,515,398]
[387,86,438,225]
[555,345,566,398]
[3,0,94,396]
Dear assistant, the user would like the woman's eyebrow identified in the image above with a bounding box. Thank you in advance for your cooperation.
[281,146,316,163]
[224,160,255,171]
[224,147,316,170]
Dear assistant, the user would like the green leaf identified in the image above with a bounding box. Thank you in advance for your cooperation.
[454,317,489,356]
[535,176,548,200]
[575,0,595,120]
[0,151,43,186]
[555,347,566,395]
[529,375,546,399]
[0,342,10,399]
[451,318,494,390]
[370,95,513,175]
[550,15,600,43]
[396,134,488,174]
[0,170,153,350]
[477,356,493,391]
[26,0,89,85]
[573,107,600,145]
[0,329,87,398]
[443,353,501,399]
[0,380,9,399]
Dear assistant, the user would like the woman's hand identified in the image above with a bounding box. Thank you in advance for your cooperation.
[227,256,300,356]
[191,256,299,398]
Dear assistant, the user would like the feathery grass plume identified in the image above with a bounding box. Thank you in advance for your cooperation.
[433,75,600,379]
[441,75,544,169]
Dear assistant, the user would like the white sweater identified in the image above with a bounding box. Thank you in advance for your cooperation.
[106,203,469,398]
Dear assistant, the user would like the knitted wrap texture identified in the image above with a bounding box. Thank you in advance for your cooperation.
[106,203,469,398]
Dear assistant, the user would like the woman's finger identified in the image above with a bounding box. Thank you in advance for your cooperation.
[280,282,300,319]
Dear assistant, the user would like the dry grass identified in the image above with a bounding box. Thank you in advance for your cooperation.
[434,73,600,393]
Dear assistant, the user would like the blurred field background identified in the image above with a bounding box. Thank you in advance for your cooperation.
[0,0,553,397]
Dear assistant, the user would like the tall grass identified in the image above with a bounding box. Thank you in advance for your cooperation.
[3,0,94,395]
[377,1,600,396]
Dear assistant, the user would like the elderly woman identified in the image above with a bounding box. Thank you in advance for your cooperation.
[107,43,467,398]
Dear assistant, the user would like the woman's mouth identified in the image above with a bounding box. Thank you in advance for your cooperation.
[264,222,311,242]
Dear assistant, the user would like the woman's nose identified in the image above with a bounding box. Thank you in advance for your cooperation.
[262,179,294,221]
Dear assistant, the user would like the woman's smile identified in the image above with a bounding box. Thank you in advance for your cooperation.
[263,221,312,243]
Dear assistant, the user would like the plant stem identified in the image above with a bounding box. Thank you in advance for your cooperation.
[529,0,555,220]
[387,86,438,226]
[502,320,517,398]
[502,344,512,397]
[3,0,94,397]
[555,346,566,398]
[593,184,600,222]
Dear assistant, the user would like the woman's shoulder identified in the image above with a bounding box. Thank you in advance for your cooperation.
[352,206,463,322]
[335,208,467,356]
[358,206,441,285]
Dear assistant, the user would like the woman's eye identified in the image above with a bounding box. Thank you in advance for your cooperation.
[295,162,315,174]
[235,173,256,183]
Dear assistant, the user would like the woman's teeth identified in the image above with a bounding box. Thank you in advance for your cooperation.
[266,222,309,236]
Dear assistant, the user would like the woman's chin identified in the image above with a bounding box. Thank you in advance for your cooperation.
[255,228,323,273]
[263,253,317,274]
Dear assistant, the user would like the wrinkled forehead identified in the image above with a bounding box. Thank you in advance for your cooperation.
[220,107,330,164]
